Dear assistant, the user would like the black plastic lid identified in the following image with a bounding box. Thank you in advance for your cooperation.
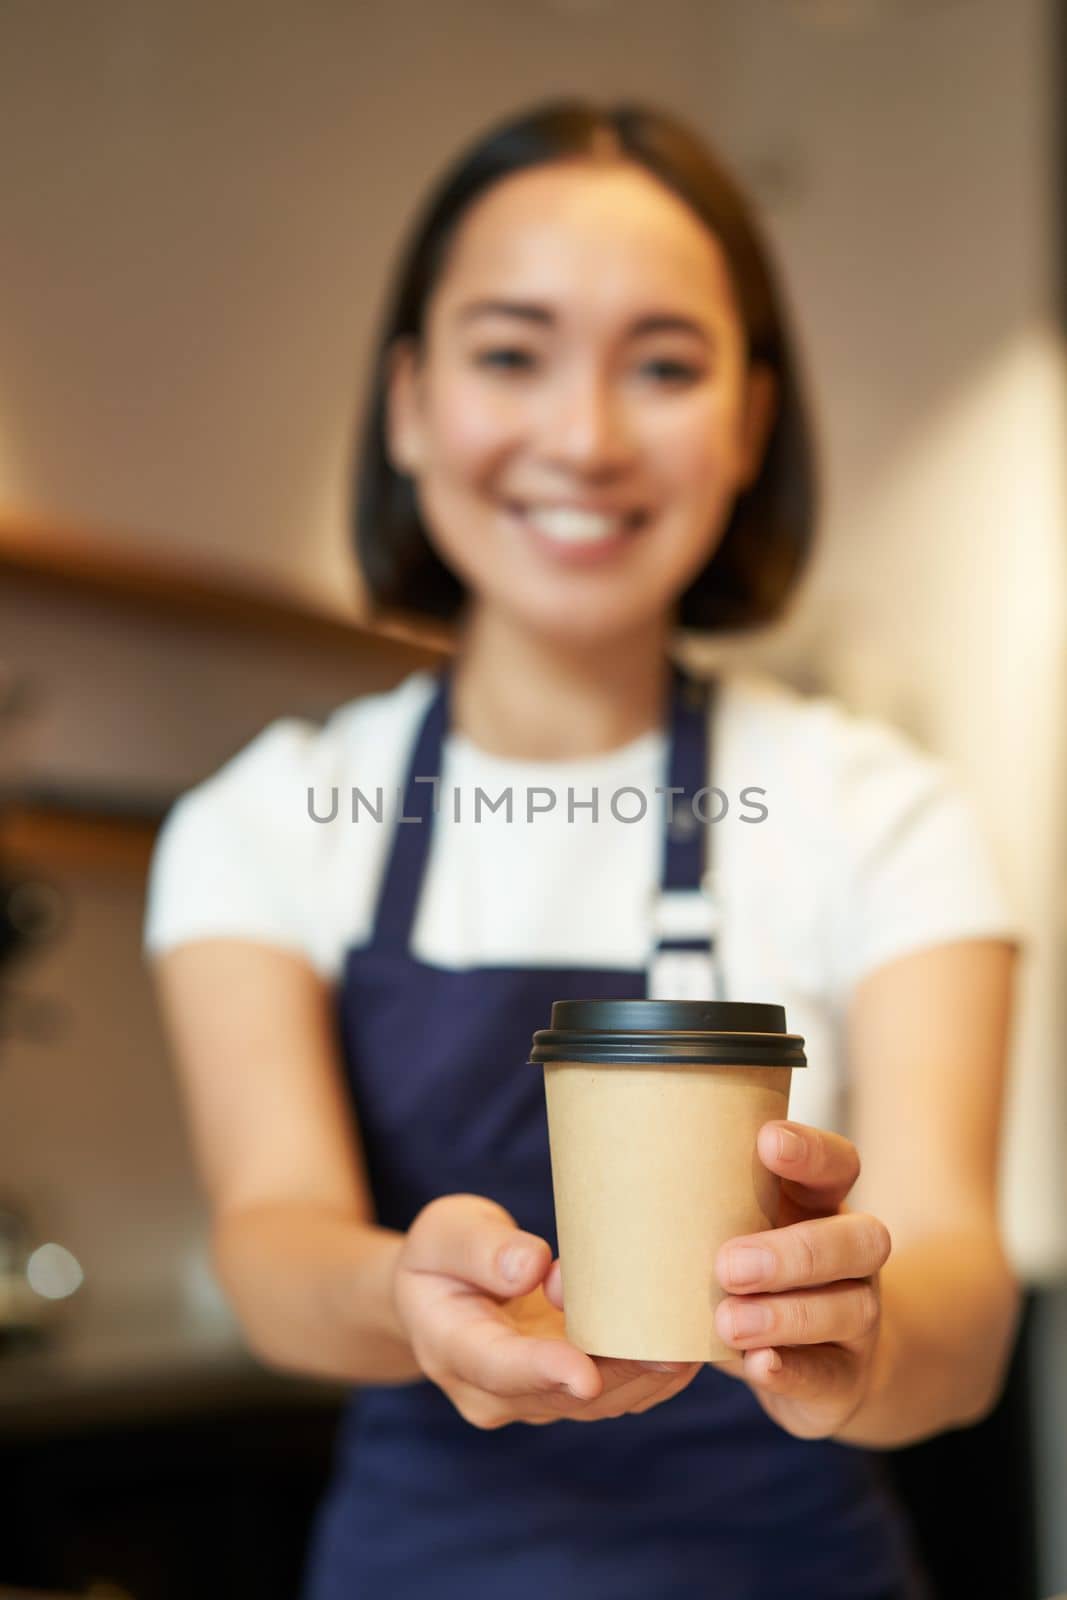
[528,998,805,1068]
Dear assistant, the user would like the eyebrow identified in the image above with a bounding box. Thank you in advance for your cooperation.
[455,298,714,345]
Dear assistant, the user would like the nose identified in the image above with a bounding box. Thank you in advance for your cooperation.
[537,366,633,478]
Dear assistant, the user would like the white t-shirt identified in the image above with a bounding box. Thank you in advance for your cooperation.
[142,665,1021,1139]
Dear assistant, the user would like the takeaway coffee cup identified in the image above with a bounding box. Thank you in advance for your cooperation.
[528,998,806,1364]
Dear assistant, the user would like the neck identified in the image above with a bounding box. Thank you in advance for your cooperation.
[446,606,676,761]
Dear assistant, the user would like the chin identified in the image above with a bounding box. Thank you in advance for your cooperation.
[507,596,669,651]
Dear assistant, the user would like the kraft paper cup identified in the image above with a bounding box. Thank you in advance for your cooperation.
[528,998,806,1364]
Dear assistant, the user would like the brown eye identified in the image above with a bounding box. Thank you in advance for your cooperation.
[641,358,702,385]
[475,347,537,373]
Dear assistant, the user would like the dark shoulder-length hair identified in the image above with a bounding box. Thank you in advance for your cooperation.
[353,98,819,634]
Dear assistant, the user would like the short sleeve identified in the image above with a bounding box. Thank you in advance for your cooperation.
[823,708,1024,1001]
[143,717,319,967]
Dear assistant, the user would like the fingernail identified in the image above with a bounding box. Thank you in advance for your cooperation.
[726,1246,774,1285]
[640,1361,680,1372]
[500,1245,531,1282]
[776,1127,805,1161]
[731,1303,773,1338]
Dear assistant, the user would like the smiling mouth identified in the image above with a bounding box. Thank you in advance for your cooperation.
[504,501,648,547]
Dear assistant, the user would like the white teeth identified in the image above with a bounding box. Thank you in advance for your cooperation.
[520,506,629,543]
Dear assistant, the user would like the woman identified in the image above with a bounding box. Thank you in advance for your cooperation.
[144,100,1022,1598]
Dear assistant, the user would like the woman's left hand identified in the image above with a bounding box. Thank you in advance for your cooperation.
[714,1119,892,1440]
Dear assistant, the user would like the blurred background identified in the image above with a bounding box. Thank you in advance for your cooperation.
[0,0,1064,1595]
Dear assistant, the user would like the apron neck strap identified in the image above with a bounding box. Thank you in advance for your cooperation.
[662,665,715,892]
[370,657,714,953]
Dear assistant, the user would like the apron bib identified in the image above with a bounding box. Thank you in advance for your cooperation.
[301,661,933,1600]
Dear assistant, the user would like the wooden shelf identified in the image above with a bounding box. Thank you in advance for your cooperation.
[0,511,451,661]
[0,799,161,874]
[0,515,452,864]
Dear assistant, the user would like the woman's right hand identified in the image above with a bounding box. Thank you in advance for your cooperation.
[391,1192,701,1429]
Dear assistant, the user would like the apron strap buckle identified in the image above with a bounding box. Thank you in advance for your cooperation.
[649,877,720,945]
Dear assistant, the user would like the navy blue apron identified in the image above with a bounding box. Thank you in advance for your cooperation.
[301,660,934,1600]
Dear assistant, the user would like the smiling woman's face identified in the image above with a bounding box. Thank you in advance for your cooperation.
[386,157,777,647]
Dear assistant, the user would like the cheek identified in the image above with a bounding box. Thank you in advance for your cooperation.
[426,372,519,482]
[643,391,739,496]
[412,374,516,581]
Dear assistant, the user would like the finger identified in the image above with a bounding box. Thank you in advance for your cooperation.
[755,1121,861,1217]
[715,1279,881,1351]
[512,1354,693,1419]
[596,1354,693,1384]
[716,1211,892,1294]
[544,1257,564,1310]
[627,1362,703,1414]
[445,1372,576,1429]
[448,1359,690,1430]
[436,1300,596,1398]
[740,1342,860,1432]
[408,1193,553,1299]
[438,1313,678,1411]
[566,1361,696,1421]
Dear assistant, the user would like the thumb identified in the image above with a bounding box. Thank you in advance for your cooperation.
[409,1193,552,1297]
